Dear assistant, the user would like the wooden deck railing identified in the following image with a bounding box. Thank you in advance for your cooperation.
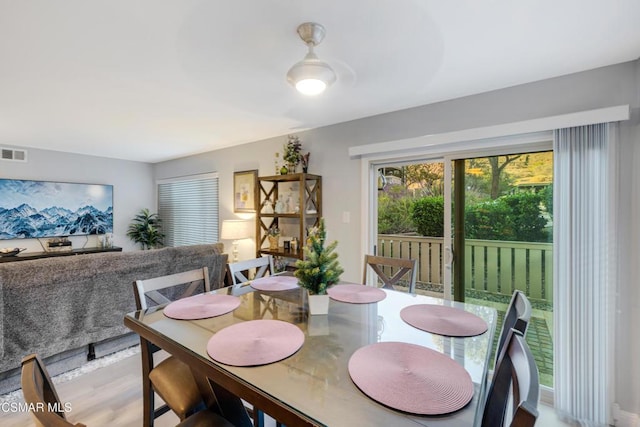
[377,234,553,304]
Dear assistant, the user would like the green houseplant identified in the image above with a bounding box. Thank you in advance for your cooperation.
[295,218,343,314]
[126,208,164,249]
[283,135,302,172]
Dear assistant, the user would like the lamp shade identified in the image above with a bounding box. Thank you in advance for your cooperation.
[221,220,252,241]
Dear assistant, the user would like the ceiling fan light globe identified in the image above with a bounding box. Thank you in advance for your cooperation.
[295,79,327,96]
[286,59,336,96]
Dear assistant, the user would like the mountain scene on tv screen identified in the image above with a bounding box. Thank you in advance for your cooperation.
[0,204,113,239]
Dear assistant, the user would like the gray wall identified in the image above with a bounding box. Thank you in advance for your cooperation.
[0,148,153,252]
[155,59,640,415]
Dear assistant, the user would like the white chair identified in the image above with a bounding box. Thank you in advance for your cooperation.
[362,254,418,293]
[481,328,540,427]
[227,256,275,289]
[133,268,212,427]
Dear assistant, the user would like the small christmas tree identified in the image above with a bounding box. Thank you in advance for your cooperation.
[295,218,344,295]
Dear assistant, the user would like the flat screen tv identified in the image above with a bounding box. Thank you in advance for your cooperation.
[0,179,113,240]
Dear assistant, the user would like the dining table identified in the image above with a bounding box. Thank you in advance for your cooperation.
[124,279,497,427]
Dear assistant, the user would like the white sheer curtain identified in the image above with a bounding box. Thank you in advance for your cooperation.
[553,123,617,425]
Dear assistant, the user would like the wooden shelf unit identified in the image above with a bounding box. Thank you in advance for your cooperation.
[256,173,322,260]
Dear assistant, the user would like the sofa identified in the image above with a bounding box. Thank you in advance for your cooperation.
[0,244,227,393]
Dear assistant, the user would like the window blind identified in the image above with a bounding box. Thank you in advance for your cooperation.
[157,173,219,247]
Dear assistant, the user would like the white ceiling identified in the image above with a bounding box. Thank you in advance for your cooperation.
[1,0,639,163]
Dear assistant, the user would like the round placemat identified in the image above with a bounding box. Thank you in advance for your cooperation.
[250,275,299,291]
[400,304,488,337]
[348,342,474,415]
[164,294,241,320]
[207,320,304,366]
[327,284,386,304]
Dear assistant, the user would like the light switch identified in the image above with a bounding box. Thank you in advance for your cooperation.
[342,211,350,223]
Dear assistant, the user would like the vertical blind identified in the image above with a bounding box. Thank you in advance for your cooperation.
[553,123,616,425]
[157,173,219,247]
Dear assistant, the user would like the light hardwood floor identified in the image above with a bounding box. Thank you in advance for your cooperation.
[1,349,572,427]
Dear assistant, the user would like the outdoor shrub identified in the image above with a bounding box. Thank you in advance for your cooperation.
[378,192,415,234]
[465,192,549,242]
[411,196,444,237]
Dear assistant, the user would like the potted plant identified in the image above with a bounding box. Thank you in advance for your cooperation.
[267,226,280,250]
[294,218,343,315]
[126,208,164,249]
[283,135,302,173]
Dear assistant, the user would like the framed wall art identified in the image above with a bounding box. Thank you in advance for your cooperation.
[0,178,113,239]
[233,170,257,213]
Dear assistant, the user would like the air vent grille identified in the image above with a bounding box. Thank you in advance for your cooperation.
[1,147,27,162]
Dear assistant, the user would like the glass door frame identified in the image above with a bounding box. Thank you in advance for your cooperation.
[361,136,552,301]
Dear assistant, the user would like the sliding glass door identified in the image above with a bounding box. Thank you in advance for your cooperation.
[370,150,554,388]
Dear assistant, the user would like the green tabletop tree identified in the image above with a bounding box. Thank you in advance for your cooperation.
[295,218,343,295]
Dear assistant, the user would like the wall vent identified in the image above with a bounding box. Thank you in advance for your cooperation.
[1,147,28,162]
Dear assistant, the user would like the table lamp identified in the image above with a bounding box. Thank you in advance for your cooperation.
[221,220,252,262]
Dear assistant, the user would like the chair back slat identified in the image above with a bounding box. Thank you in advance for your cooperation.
[363,255,417,293]
[228,256,275,289]
[481,328,540,427]
[133,267,211,310]
[495,290,532,366]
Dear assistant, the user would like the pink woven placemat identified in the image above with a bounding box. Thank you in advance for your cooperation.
[164,294,241,320]
[348,342,474,415]
[400,304,488,337]
[250,275,299,291]
[327,284,386,304]
[207,320,305,366]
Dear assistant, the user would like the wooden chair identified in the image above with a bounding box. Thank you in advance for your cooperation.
[495,290,532,366]
[227,256,275,289]
[133,268,212,427]
[481,329,540,427]
[21,354,235,427]
[362,254,417,293]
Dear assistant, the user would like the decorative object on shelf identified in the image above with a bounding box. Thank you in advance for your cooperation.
[0,247,26,257]
[274,195,285,213]
[274,152,281,174]
[267,226,280,250]
[286,22,337,96]
[290,237,298,253]
[261,198,274,214]
[283,135,302,173]
[295,218,344,315]
[221,219,252,262]
[279,164,288,175]
[301,152,310,173]
[233,170,258,213]
[126,208,164,250]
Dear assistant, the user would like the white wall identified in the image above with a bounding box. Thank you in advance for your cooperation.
[0,148,154,252]
[155,59,640,415]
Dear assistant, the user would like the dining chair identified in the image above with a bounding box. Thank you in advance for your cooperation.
[362,254,418,293]
[20,353,235,427]
[495,290,532,366]
[133,267,213,427]
[227,255,275,289]
[480,328,540,427]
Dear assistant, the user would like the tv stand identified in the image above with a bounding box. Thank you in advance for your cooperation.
[0,246,123,263]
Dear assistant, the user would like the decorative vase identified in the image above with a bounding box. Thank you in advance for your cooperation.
[268,235,279,250]
[280,165,288,175]
[308,293,330,315]
[287,163,296,174]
